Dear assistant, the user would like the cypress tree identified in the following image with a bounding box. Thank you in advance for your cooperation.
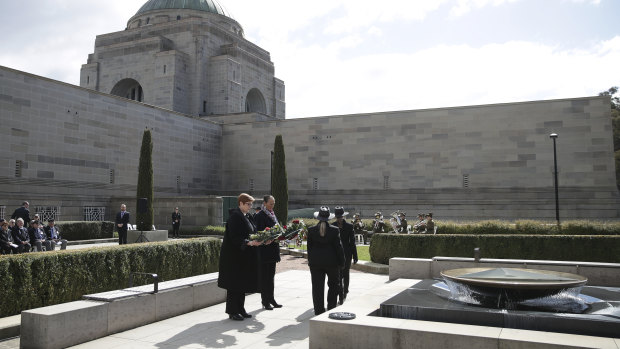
[136,129,154,231]
[272,134,289,223]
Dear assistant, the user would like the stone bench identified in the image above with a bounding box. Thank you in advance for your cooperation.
[126,229,168,244]
[20,272,225,349]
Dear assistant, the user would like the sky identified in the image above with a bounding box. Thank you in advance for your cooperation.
[0,0,618,118]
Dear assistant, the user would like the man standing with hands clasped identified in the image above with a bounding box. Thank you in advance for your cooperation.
[116,204,130,245]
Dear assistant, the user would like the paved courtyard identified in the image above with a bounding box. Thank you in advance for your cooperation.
[0,255,386,349]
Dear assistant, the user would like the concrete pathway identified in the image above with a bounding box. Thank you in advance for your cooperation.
[0,270,389,349]
[74,270,388,349]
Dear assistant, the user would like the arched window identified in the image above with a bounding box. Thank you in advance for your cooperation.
[111,78,144,102]
[245,88,266,114]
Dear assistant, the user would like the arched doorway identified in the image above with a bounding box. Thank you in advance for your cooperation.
[245,88,266,114]
[111,79,144,102]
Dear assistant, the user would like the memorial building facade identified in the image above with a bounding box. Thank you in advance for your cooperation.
[0,0,618,227]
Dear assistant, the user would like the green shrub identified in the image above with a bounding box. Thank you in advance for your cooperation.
[55,221,114,240]
[369,234,620,264]
[0,237,221,317]
[434,220,620,235]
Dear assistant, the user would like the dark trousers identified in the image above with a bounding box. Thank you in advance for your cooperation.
[225,290,246,315]
[118,229,127,245]
[260,262,276,304]
[172,224,180,238]
[342,258,352,295]
[17,242,31,253]
[310,266,340,315]
[1,244,19,254]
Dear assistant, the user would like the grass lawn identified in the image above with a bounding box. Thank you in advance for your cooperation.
[286,243,371,262]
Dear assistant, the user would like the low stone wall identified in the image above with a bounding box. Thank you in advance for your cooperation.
[20,273,225,349]
[126,230,168,244]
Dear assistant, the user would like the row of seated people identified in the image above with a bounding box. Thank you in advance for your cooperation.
[0,218,67,254]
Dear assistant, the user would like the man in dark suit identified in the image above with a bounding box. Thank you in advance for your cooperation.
[44,219,67,250]
[171,207,181,238]
[27,220,46,252]
[115,204,130,245]
[332,206,358,304]
[11,218,31,253]
[253,195,282,310]
[11,201,31,227]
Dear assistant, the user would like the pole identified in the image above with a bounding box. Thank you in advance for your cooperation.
[550,133,559,227]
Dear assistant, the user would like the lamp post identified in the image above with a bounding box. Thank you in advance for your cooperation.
[270,150,274,194]
[549,133,559,227]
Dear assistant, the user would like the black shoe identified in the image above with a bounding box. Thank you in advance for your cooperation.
[262,303,274,310]
[229,314,244,321]
[241,312,252,318]
[270,300,282,308]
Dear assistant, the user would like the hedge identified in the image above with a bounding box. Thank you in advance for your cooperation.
[54,221,115,240]
[369,234,620,264]
[0,237,221,317]
[435,220,620,235]
[170,226,226,236]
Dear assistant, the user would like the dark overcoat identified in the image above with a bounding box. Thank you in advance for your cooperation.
[218,208,259,292]
[253,210,281,263]
[307,222,345,268]
[332,220,358,262]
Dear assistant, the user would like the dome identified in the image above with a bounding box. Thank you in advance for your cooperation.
[135,0,233,18]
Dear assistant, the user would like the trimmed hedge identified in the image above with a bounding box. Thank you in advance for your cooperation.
[435,220,620,235]
[0,237,221,317]
[369,234,620,264]
[54,221,115,240]
[170,226,226,236]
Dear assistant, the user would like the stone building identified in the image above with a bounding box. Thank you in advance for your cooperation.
[0,0,618,227]
[80,0,285,119]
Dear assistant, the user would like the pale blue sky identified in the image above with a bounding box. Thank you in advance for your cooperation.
[1,0,618,118]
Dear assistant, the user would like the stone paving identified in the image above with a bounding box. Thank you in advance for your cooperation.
[0,250,382,349]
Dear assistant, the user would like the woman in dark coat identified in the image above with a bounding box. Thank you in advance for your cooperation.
[307,206,345,315]
[253,195,282,310]
[218,193,261,321]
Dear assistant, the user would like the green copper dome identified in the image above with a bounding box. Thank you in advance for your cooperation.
[135,0,232,18]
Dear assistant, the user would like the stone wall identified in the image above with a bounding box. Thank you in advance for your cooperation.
[0,66,222,203]
[221,97,619,219]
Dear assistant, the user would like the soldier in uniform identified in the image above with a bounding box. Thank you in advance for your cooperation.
[413,213,426,233]
[372,212,386,235]
[351,213,367,244]
[332,206,357,304]
[425,213,435,234]
[397,212,408,233]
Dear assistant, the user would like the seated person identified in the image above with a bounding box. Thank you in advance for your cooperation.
[372,212,386,234]
[424,213,435,234]
[396,212,408,233]
[351,213,369,244]
[413,213,426,233]
[28,220,47,252]
[44,219,67,250]
[11,218,31,253]
[1,219,20,254]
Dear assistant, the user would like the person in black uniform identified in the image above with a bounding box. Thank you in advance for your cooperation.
[218,193,262,321]
[307,206,345,315]
[332,206,358,304]
[115,204,130,245]
[171,207,181,238]
[253,195,282,310]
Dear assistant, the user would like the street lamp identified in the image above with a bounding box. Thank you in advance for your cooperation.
[549,133,559,227]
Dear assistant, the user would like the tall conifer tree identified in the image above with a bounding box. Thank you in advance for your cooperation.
[136,129,154,231]
[272,134,288,223]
